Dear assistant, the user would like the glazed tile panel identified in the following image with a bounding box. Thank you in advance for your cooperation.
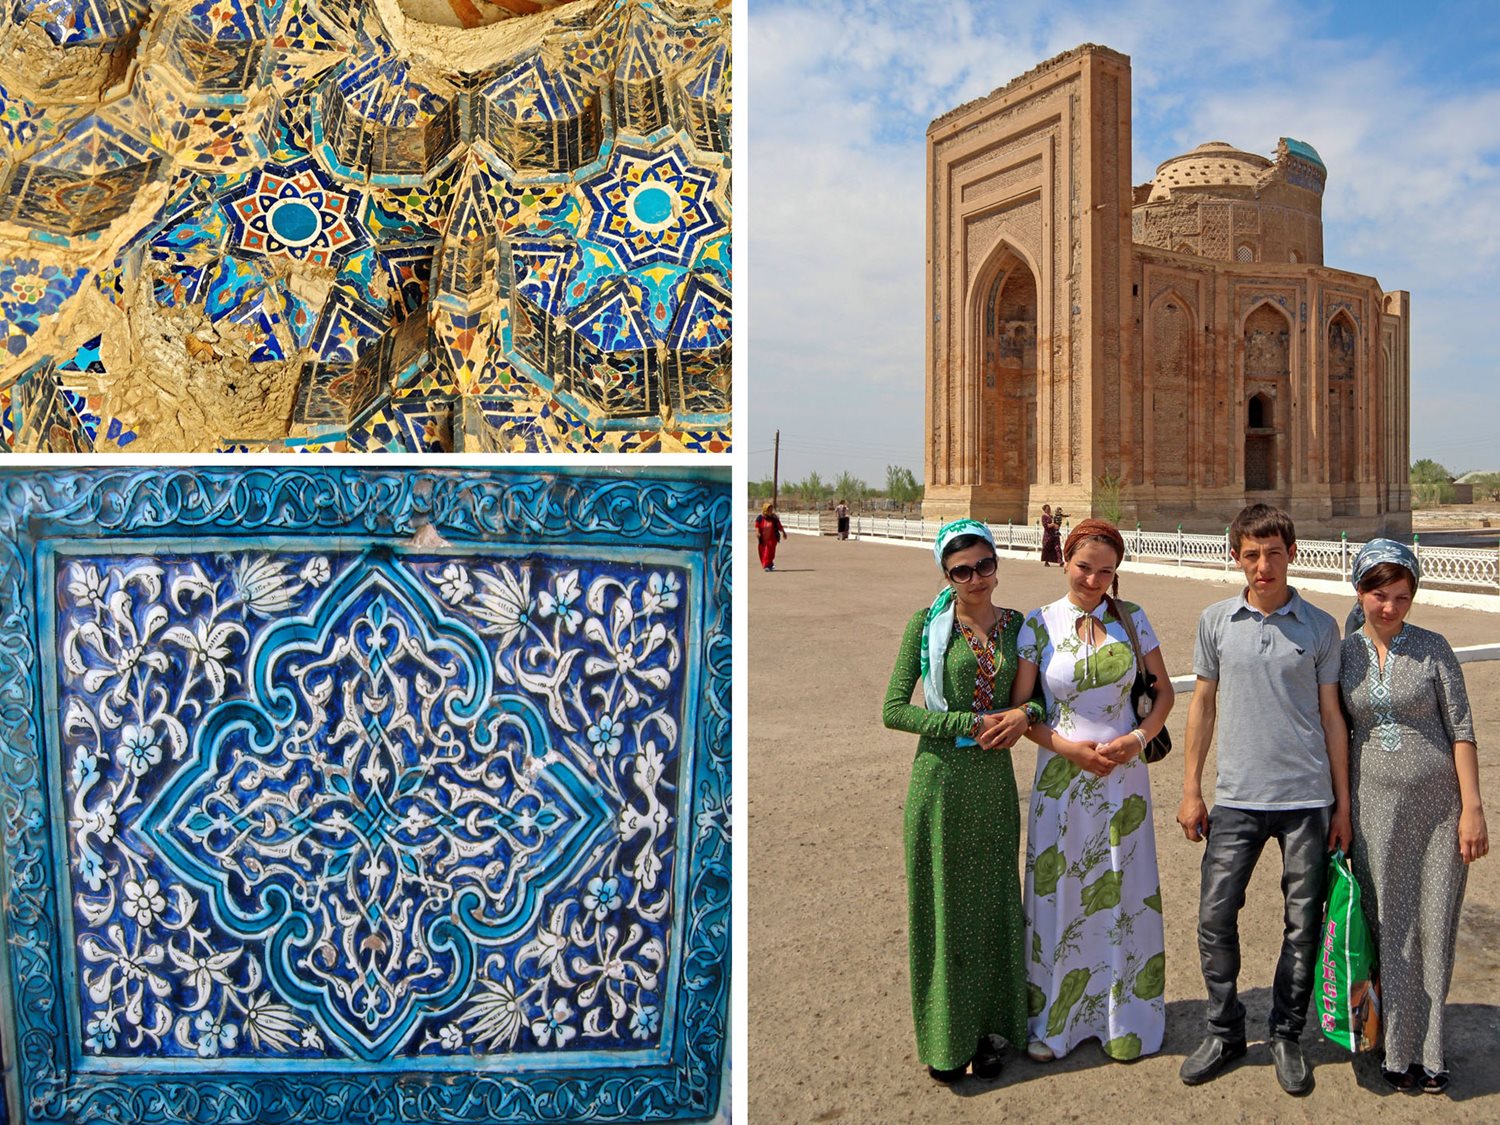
[0,468,730,1123]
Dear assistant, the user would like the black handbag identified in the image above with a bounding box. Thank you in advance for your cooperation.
[1110,596,1172,763]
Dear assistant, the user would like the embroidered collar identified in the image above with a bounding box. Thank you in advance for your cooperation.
[1359,624,1408,651]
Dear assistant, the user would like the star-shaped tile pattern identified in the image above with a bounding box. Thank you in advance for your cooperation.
[223,160,366,268]
[579,140,726,272]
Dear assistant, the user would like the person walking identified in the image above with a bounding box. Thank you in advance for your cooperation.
[1008,518,1173,1063]
[835,499,851,541]
[755,502,786,572]
[1176,504,1350,1096]
[882,519,1034,1084]
[1040,504,1063,567]
[1339,539,1487,1094]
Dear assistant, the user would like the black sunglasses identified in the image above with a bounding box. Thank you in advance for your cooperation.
[946,556,998,583]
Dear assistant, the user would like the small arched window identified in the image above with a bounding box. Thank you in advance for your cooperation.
[1236,244,1255,263]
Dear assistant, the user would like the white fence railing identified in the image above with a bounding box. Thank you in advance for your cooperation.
[776,513,1500,594]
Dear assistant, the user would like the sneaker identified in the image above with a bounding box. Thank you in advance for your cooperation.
[1026,1038,1055,1062]
[1179,1034,1246,1085]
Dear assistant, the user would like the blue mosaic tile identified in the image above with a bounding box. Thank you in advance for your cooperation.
[0,79,50,152]
[578,140,727,273]
[310,285,388,362]
[1,0,732,447]
[0,467,730,1122]
[223,160,368,270]
[13,0,149,46]
[57,334,106,373]
[475,55,602,176]
[0,258,88,358]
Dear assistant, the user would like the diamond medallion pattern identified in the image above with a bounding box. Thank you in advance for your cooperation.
[0,467,730,1123]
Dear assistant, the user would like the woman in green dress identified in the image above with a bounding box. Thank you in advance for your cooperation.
[883,519,1037,1083]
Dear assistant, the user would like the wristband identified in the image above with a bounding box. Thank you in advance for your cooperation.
[1130,728,1148,752]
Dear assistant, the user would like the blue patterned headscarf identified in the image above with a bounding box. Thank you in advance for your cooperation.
[1347,538,1420,630]
[920,519,996,712]
[1351,538,1420,590]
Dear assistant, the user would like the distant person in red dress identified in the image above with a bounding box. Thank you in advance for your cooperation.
[1040,504,1063,567]
[756,502,787,571]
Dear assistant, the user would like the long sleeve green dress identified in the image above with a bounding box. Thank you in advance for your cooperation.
[883,607,1029,1070]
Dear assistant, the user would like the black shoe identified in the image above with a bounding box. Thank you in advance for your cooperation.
[1179,1034,1247,1085]
[928,1064,967,1085]
[1421,1070,1450,1095]
[1269,1037,1312,1095]
[1381,1064,1418,1092]
[972,1037,1003,1080]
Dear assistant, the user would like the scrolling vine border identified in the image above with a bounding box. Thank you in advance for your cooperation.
[0,467,731,1124]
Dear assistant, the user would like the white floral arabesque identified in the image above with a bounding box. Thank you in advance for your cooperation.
[63,554,685,1060]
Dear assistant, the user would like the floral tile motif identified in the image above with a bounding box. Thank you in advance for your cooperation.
[0,258,89,358]
[0,467,730,1122]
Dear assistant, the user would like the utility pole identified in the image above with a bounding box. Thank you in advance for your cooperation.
[772,429,780,509]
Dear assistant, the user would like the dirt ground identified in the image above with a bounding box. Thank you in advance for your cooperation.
[748,532,1500,1124]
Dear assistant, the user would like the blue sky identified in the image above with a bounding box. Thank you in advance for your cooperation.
[747,0,1500,488]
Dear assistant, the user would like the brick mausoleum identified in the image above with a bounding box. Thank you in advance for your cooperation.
[922,44,1410,536]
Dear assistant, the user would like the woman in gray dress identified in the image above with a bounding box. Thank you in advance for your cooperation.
[1340,539,1489,1094]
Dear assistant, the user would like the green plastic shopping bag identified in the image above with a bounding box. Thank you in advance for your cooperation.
[1317,850,1381,1052]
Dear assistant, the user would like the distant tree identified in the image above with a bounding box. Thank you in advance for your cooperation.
[885,465,923,510]
[1410,458,1452,484]
[1412,482,1455,508]
[749,478,775,503]
[789,471,829,507]
[833,471,868,504]
[1095,469,1123,523]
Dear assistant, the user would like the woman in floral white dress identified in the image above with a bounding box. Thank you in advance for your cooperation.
[1009,519,1174,1062]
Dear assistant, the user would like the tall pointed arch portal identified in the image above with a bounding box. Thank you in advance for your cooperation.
[975,246,1039,504]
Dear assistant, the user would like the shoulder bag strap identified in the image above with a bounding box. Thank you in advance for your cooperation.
[1109,594,1145,671]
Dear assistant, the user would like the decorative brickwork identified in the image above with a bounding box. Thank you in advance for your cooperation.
[925,45,1409,535]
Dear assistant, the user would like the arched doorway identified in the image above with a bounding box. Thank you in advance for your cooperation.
[1245,391,1275,492]
[1242,302,1291,494]
[1327,311,1358,488]
[1149,293,1192,485]
[978,250,1038,490]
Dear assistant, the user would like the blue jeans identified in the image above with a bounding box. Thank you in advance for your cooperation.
[1197,804,1330,1042]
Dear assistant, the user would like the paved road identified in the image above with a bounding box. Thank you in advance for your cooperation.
[749,532,1500,1124]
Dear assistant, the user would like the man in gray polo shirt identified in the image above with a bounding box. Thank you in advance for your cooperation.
[1176,504,1350,1095]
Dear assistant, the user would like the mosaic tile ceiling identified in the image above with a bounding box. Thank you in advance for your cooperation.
[0,0,732,452]
[0,466,732,1122]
